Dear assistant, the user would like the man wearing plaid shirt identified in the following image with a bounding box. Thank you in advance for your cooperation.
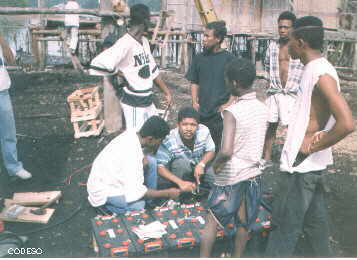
[263,11,304,162]
[156,107,215,193]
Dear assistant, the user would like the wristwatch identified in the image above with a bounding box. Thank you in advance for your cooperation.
[198,162,206,168]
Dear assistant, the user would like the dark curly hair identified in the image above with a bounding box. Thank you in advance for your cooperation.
[206,20,227,43]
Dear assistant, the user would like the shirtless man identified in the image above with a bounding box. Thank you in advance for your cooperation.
[265,16,355,257]
[262,11,304,163]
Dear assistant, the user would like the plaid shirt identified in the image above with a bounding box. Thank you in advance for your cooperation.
[264,40,304,95]
[156,124,215,167]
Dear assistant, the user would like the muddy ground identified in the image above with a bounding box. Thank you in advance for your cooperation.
[0,69,356,258]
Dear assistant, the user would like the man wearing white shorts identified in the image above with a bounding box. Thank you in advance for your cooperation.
[262,11,304,162]
[89,4,172,131]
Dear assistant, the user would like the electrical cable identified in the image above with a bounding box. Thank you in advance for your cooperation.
[15,203,84,236]
[0,232,24,248]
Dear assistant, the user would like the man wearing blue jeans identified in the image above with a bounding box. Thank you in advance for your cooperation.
[87,116,180,214]
[0,43,32,180]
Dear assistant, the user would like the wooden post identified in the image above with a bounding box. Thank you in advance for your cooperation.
[38,0,46,70]
[251,38,257,65]
[353,9,357,77]
[100,0,125,133]
[353,44,357,76]
[180,33,189,73]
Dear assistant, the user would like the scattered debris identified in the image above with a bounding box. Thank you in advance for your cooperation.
[12,191,62,206]
[0,191,62,224]
[67,87,104,138]
[0,200,55,224]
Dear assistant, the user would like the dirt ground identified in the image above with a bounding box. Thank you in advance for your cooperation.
[0,69,356,258]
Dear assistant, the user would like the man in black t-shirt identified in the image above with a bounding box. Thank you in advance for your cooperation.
[186,21,235,150]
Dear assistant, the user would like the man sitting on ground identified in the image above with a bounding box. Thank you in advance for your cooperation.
[87,116,180,214]
[200,58,268,257]
[156,107,215,193]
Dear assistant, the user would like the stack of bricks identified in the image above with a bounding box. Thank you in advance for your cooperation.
[67,86,104,138]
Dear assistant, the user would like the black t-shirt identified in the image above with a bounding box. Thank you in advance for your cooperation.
[186,50,234,118]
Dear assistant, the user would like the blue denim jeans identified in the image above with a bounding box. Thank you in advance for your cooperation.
[104,155,157,214]
[0,90,23,176]
[207,177,262,231]
[265,171,331,257]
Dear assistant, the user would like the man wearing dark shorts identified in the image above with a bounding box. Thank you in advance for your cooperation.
[200,58,268,257]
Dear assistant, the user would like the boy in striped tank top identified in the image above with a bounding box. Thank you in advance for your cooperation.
[200,58,268,257]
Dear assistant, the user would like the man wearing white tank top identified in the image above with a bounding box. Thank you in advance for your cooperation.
[265,16,355,257]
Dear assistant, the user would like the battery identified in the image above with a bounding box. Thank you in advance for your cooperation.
[91,202,237,257]
[91,215,136,257]
[121,209,169,255]
[164,217,199,250]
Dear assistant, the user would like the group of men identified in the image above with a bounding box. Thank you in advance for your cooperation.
[0,2,354,258]
[85,4,355,257]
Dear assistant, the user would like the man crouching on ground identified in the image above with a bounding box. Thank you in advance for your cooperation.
[265,16,355,257]
[87,116,180,214]
[200,58,268,257]
[156,107,216,194]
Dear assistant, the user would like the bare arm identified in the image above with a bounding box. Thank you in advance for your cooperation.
[212,110,236,173]
[154,75,172,106]
[200,151,215,166]
[219,95,237,112]
[194,151,215,184]
[0,37,15,65]
[144,188,180,199]
[157,165,196,192]
[308,74,355,153]
[191,83,200,111]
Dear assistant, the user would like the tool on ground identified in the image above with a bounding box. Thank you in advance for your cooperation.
[2,204,26,219]
[161,103,171,121]
[30,192,62,215]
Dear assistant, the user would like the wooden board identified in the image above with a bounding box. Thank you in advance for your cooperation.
[12,191,62,206]
[0,200,55,224]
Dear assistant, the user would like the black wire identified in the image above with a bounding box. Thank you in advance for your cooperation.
[15,204,84,236]
[0,232,24,248]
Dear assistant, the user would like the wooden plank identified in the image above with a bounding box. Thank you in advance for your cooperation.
[12,191,62,206]
[0,7,123,18]
[32,29,101,36]
[0,204,55,224]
